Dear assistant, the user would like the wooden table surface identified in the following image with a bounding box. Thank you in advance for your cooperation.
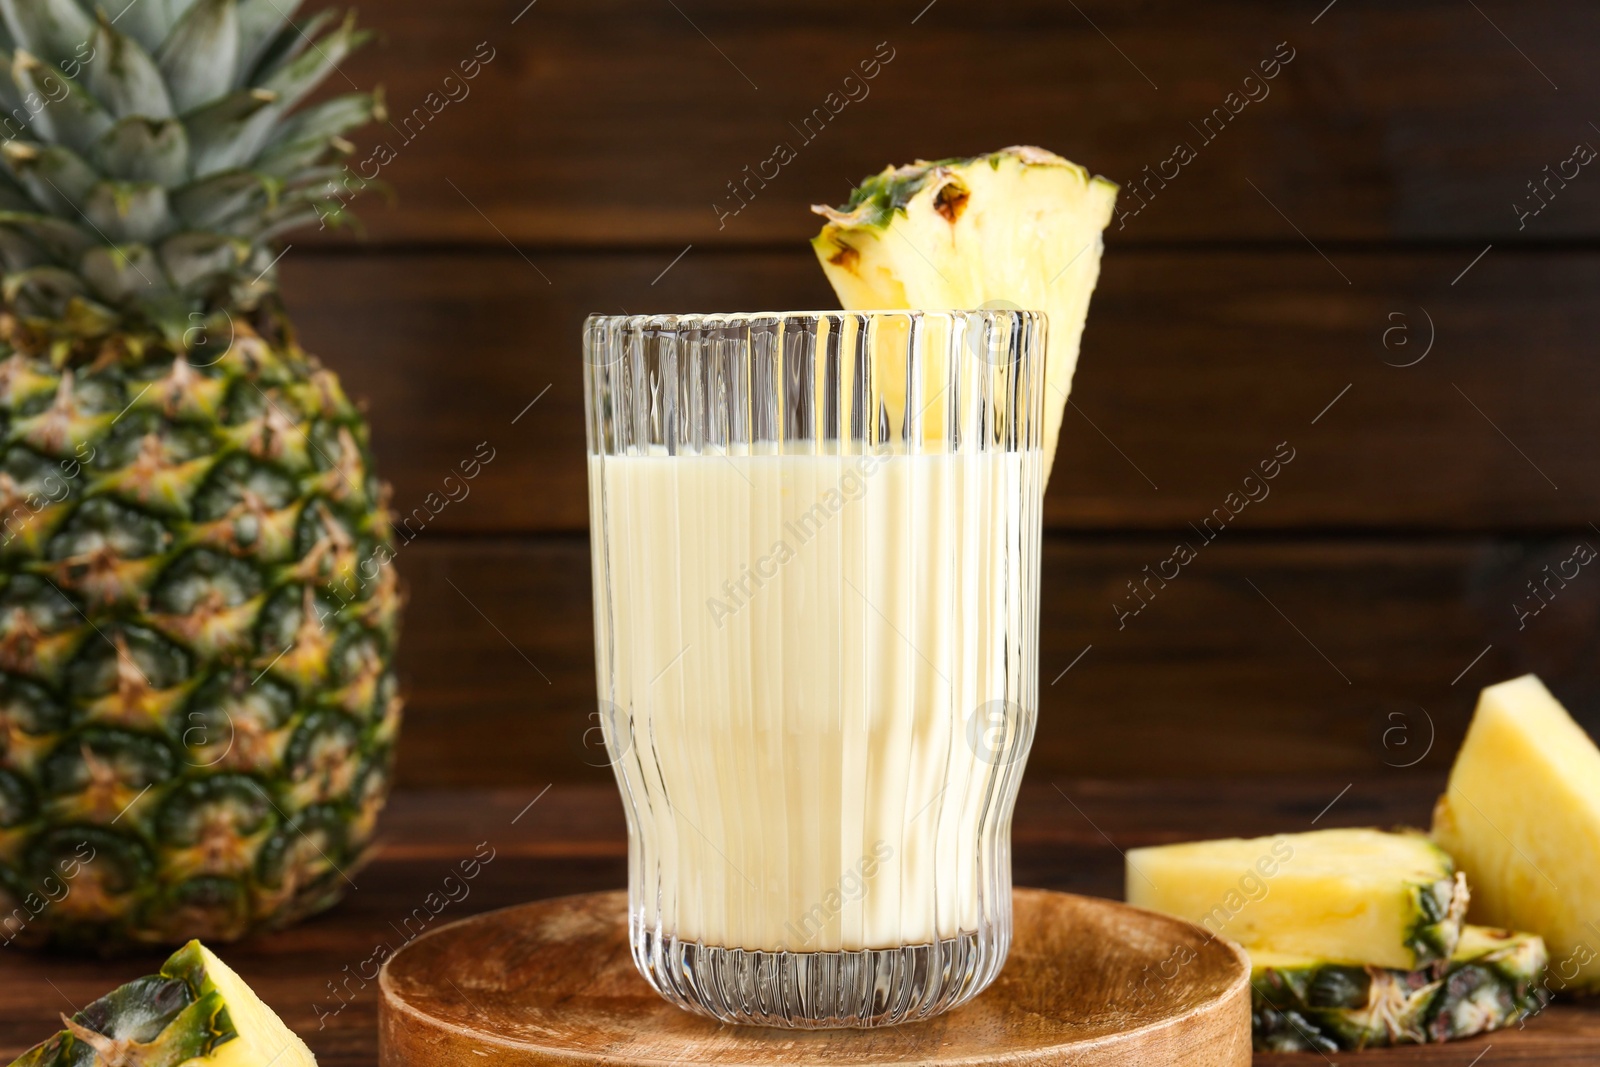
[3,777,1595,1065]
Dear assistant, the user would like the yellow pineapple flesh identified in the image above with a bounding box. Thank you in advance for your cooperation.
[1432,673,1600,991]
[1127,827,1467,970]
[811,147,1116,483]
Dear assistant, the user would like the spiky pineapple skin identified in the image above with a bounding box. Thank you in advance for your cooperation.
[10,939,316,1067]
[12,941,225,1067]
[0,0,392,950]
[1251,926,1550,1052]
[0,316,400,952]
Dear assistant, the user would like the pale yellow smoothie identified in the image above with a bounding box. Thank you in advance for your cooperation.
[589,446,1038,953]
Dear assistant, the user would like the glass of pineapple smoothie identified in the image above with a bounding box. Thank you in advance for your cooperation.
[583,309,1046,1028]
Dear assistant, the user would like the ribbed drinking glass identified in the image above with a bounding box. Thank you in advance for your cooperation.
[583,309,1046,1028]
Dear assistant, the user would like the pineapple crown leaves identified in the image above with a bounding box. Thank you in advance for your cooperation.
[0,0,382,350]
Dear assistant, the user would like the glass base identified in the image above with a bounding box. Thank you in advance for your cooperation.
[632,927,1005,1028]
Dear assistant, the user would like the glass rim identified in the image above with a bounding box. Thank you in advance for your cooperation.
[584,308,1045,329]
[583,305,1049,453]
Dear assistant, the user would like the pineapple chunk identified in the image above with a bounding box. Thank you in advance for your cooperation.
[811,146,1117,483]
[1126,828,1467,969]
[1433,673,1600,991]
[1252,925,1550,1052]
[9,941,315,1067]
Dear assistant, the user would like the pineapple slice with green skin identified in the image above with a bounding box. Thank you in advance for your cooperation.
[1126,827,1468,970]
[1251,925,1551,1053]
[9,940,316,1067]
[1433,674,1600,991]
[811,147,1116,483]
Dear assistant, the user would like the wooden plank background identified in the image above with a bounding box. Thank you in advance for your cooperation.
[267,0,1600,786]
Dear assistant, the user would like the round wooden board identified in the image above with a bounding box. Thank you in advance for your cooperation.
[379,888,1250,1067]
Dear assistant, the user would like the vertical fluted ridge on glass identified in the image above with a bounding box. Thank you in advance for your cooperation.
[584,310,1045,1028]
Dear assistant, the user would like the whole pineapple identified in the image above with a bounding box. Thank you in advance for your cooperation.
[0,0,398,951]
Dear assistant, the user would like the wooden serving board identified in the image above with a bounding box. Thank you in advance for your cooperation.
[378,887,1250,1066]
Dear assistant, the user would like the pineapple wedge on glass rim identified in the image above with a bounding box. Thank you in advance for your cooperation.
[1126,827,1469,971]
[1251,925,1551,1053]
[0,0,400,951]
[8,940,315,1067]
[811,146,1116,483]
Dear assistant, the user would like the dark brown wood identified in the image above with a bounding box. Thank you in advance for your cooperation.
[3,781,1598,1066]
[388,535,1600,788]
[305,0,1600,245]
[282,249,1600,535]
[377,888,1251,1066]
[255,1,1600,795]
